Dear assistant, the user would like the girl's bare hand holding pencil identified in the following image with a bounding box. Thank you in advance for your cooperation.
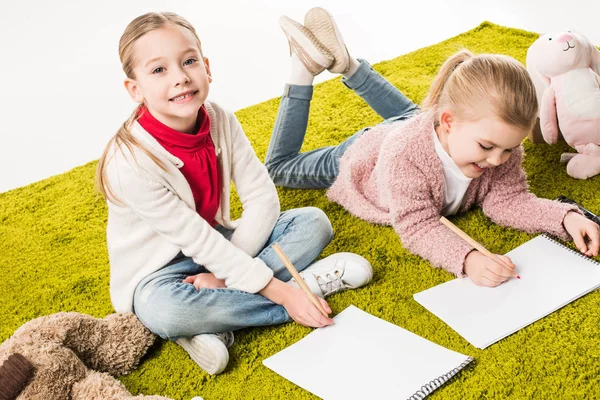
[464,251,517,287]
[259,277,333,328]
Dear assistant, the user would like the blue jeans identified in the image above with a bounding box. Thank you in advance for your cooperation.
[265,59,420,189]
[133,207,333,339]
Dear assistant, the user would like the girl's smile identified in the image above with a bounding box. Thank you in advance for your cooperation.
[472,163,485,173]
[170,89,199,103]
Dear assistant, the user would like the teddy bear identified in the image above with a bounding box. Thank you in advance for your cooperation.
[526,30,600,179]
[0,312,172,399]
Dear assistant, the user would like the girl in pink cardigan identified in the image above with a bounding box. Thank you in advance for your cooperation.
[268,8,600,287]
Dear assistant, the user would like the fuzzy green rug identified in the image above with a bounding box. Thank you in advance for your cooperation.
[2,22,600,399]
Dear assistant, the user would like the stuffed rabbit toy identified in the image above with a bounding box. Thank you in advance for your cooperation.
[526,30,600,179]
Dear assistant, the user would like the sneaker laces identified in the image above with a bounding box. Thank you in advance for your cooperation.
[313,261,346,296]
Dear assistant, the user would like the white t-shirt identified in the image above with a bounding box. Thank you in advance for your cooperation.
[432,126,473,216]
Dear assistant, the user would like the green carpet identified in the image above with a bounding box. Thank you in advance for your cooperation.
[2,22,600,399]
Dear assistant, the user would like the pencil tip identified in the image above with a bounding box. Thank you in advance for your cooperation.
[517,275,521,279]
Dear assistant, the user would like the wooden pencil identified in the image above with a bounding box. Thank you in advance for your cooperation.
[272,243,330,317]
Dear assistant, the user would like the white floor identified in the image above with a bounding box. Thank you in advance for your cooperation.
[1,0,599,193]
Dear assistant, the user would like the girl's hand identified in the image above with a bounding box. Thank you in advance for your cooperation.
[563,211,600,257]
[259,278,333,328]
[281,286,333,328]
[463,250,517,287]
[183,273,227,290]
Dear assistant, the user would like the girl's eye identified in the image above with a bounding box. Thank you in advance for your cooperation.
[152,67,164,74]
[184,58,197,66]
[479,143,492,151]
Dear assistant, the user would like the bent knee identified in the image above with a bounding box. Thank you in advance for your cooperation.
[303,207,334,244]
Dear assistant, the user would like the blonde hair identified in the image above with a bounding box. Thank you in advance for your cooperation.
[96,12,204,203]
[422,49,538,132]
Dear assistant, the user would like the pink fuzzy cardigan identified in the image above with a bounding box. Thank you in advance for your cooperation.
[327,111,578,277]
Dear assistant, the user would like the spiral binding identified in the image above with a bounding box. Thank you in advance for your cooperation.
[407,357,474,400]
[541,234,600,266]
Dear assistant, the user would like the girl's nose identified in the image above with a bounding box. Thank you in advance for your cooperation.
[555,33,573,43]
[487,154,503,166]
[176,69,191,85]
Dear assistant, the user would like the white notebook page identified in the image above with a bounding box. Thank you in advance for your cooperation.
[263,305,472,400]
[414,235,600,349]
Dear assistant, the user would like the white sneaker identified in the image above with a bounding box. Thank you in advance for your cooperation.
[289,253,373,298]
[176,332,234,375]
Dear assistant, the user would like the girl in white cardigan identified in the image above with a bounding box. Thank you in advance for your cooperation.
[96,12,373,375]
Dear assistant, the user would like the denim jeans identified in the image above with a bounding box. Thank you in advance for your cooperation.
[133,207,334,339]
[264,59,420,189]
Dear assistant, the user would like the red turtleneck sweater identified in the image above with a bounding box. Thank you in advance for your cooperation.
[138,106,220,226]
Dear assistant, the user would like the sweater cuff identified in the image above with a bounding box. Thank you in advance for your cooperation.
[555,203,582,240]
[450,243,476,278]
[226,258,274,293]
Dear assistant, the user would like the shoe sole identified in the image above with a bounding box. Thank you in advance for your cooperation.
[304,7,350,74]
[176,335,229,375]
[279,15,334,75]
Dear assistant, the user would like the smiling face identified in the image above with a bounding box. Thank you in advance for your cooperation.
[426,53,538,178]
[437,110,528,178]
[124,24,211,133]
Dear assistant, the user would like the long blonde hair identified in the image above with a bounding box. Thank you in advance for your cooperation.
[96,12,204,204]
[422,49,538,132]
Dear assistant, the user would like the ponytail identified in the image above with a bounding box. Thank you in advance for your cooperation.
[95,104,167,205]
[421,49,538,132]
[422,50,474,111]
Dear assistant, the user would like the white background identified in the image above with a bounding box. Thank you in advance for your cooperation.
[2,0,599,193]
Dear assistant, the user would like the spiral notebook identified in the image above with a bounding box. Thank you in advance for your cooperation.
[414,234,600,349]
[263,306,473,400]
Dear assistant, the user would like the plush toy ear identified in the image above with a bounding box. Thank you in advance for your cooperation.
[527,68,551,115]
[526,37,551,114]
